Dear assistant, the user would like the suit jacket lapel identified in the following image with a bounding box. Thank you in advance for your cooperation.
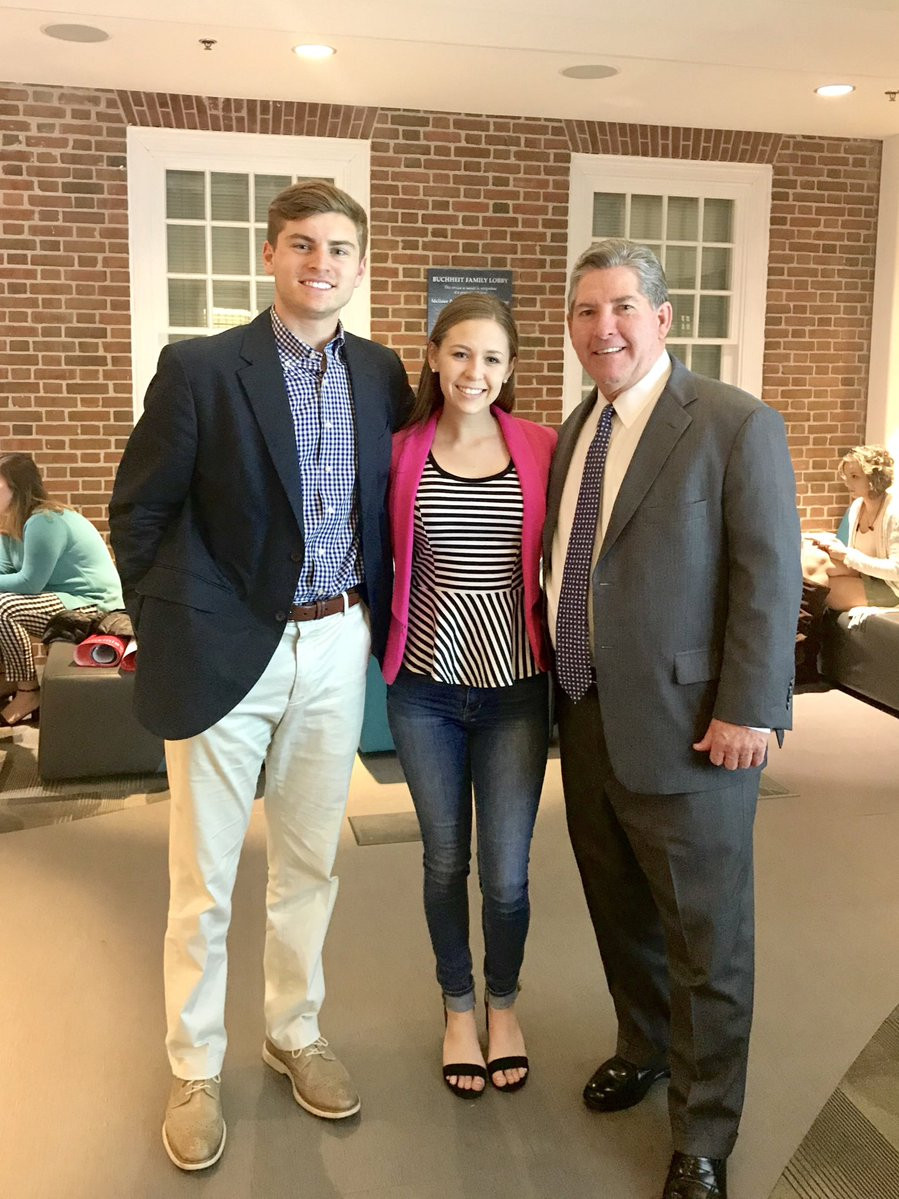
[344,333,389,503]
[236,311,305,533]
[598,361,694,560]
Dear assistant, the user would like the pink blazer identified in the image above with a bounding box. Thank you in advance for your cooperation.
[382,407,557,684]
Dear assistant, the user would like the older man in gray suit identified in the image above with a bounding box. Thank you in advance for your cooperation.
[545,239,801,1199]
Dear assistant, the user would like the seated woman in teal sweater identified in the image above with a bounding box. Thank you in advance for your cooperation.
[0,453,123,726]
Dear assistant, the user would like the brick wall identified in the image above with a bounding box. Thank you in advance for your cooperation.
[1,86,130,526]
[369,110,571,425]
[0,82,883,530]
[766,138,881,525]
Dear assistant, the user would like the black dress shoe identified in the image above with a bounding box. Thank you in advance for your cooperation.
[662,1152,728,1199]
[582,1054,670,1112]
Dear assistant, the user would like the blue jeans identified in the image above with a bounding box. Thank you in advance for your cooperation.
[386,668,549,1012]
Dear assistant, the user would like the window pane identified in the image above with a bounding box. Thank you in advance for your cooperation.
[701,246,731,290]
[168,279,207,327]
[212,281,251,329]
[667,196,698,241]
[256,280,275,312]
[212,226,251,275]
[630,194,662,241]
[692,344,722,378]
[166,170,205,220]
[211,172,249,222]
[703,198,733,243]
[698,295,729,338]
[665,245,696,291]
[167,224,207,274]
[168,333,197,344]
[667,342,688,364]
[671,295,695,339]
[592,192,625,238]
[254,174,292,222]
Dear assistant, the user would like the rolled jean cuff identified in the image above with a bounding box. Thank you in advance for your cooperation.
[443,989,476,1014]
[486,986,519,1011]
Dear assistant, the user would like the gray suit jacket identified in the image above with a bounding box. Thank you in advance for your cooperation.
[544,356,802,794]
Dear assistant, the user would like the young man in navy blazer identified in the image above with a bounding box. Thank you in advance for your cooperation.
[544,239,802,1199]
[110,181,411,1171]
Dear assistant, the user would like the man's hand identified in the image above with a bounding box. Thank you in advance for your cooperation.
[693,719,768,770]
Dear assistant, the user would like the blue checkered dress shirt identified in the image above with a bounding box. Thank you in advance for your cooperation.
[270,308,361,604]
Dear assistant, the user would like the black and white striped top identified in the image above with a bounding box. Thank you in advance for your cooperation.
[402,454,537,687]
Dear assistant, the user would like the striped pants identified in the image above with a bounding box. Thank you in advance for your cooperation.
[0,593,75,683]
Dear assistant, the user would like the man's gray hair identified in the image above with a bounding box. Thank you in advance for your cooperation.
[567,238,669,313]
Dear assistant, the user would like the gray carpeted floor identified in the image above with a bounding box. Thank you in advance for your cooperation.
[0,724,168,832]
[0,722,795,838]
[770,1004,899,1198]
[0,688,897,1199]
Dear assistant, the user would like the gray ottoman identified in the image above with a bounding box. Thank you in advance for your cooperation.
[821,609,899,715]
[38,641,166,781]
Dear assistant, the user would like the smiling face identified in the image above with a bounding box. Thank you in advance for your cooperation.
[262,212,365,348]
[841,458,870,502]
[427,318,516,420]
[567,265,673,401]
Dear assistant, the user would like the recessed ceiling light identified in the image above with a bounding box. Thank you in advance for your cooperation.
[815,84,855,97]
[41,23,109,43]
[293,43,336,60]
[560,64,619,81]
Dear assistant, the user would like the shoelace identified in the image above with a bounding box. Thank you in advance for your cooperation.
[289,1037,331,1059]
[182,1075,220,1098]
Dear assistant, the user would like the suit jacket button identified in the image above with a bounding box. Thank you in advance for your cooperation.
[275,610,287,622]
[290,551,303,563]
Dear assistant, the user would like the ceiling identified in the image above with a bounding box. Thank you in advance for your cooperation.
[3,0,899,140]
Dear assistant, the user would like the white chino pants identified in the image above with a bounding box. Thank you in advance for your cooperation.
[163,602,370,1079]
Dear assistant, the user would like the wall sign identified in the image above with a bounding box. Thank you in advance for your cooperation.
[427,269,514,333]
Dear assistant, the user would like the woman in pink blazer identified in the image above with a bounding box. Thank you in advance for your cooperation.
[383,293,556,1100]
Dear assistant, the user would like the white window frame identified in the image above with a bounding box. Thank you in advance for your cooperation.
[127,127,371,419]
[564,154,772,417]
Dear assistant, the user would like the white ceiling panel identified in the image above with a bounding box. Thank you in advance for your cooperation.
[1,0,898,137]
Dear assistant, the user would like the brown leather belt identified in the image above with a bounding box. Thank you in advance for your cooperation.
[289,588,362,622]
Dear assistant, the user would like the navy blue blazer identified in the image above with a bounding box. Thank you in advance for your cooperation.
[109,311,412,740]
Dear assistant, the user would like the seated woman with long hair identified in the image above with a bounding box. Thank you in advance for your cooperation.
[0,453,124,725]
[807,444,899,611]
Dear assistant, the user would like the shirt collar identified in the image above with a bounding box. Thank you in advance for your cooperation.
[270,307,346,364]
[607,349,672,428]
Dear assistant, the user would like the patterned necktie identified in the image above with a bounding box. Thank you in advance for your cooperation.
[555,402,615,701]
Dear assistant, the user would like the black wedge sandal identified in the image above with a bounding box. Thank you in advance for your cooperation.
[442,1005,487,1098]
[442,1062,488,1099]
[485,999,529,1092]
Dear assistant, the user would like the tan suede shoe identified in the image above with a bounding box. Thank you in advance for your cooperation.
[263,1037,360,1119]
[162,1075,226,1171]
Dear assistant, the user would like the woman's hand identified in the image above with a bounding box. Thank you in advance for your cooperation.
[810,534,848,564]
